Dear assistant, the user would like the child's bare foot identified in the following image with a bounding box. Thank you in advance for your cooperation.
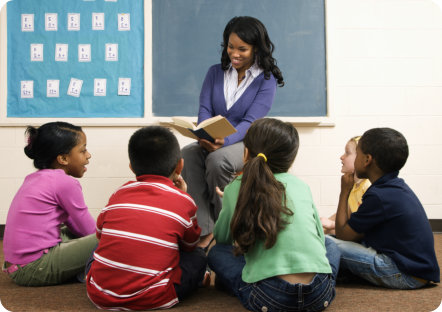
[201,269,211,287]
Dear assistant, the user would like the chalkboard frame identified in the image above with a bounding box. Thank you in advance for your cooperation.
[0,0,334,127]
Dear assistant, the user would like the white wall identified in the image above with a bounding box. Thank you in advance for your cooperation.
[1,0,441,223]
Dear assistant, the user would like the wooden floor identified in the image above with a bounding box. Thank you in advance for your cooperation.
[1,237,441,312]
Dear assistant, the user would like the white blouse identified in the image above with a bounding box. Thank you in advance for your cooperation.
[223,62,263,110]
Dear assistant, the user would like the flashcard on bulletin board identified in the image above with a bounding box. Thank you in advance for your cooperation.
[7,0,144,118]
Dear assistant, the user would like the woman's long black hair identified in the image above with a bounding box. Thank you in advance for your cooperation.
[221,16,284,87]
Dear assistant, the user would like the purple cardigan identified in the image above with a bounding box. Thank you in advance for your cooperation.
[198,64,277,146]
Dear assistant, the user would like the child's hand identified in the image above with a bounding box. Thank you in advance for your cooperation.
[321,217,335,230]
[173,175,187,192]
[341,172,354,194]
[215,186,224,198]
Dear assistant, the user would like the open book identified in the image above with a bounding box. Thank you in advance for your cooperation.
[168,115,237,142]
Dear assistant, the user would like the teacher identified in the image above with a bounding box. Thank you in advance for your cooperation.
[181,16,284,247]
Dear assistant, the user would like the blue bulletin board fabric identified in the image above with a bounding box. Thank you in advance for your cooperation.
[7,0,144,118]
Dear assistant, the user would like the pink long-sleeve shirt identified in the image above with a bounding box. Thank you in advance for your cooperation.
[3,169,95,265]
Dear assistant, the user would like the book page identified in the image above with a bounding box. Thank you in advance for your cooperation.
[167,123,198,140]
[196,115,223,129]
[172,117,196,130]
[203,118,236,139]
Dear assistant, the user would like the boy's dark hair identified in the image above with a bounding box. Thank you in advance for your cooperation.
[128,126,181,177]
[24,122,83,170]
[359,127,409,173]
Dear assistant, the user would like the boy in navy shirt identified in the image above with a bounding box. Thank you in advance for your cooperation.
[331,127,439,289]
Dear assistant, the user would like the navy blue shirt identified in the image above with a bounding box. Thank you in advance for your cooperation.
[348,171,440,282]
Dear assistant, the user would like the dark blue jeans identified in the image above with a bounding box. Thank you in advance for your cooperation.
[208,237,340,312]
[174,247,207,300]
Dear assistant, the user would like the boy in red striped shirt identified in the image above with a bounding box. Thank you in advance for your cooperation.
[86,126,206,310]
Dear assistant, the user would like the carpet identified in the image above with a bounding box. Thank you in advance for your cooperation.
[1,237,441,312]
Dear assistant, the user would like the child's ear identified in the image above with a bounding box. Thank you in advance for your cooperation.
[169,158,184,181]
[243,147,250,163]
[129,163,135,174]
[56,154,69,166]
[364,154,373,167]
[174,158,184,176]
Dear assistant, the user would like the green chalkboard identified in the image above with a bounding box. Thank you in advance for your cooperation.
[152,0,326,117]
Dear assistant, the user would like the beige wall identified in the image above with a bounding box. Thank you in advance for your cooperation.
[1,0,442,223]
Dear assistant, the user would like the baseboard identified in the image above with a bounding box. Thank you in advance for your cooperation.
[429,219,442,233]
[0,220,442,239]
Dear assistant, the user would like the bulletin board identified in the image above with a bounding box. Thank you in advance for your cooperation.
[1,0,333,126]
[6,0,144,118]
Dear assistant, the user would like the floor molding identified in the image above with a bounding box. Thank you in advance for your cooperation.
[430,219,442,233]
[1,220,442,239]
[0,219,442,240]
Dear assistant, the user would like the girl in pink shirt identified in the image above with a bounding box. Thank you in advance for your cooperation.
[3,122,97,286]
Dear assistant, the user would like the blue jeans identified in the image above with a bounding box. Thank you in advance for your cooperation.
[327,236,427,289]
[174,247,207,301]
[208,237,340,312]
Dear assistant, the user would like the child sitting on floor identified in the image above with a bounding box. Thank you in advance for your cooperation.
[86,126,206,310]
[331,127,440,288]
[208,118,340,312]
[3,122,96,286]
[321,136,371,235]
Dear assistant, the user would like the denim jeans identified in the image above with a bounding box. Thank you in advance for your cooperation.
[208,237,340,312]
[174,247,207,301]
[327,236,427,289]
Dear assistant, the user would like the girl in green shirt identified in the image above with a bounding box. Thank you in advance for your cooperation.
[208,118,340,312]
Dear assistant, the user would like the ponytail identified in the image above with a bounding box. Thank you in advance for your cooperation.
[230,118,299,255]
[24,122,83,170]
[24,126,38,160]
[231,154,291,255]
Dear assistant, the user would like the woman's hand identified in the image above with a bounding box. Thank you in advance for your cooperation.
[198,138,225,152]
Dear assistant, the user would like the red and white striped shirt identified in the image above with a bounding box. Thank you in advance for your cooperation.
[86,175,201,310]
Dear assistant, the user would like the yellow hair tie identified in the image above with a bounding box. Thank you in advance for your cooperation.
[257,153,267,162]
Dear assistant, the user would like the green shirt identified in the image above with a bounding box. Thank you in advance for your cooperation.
[213,173,332,283]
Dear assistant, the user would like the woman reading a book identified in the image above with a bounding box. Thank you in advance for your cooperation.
[181,16,284,248]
